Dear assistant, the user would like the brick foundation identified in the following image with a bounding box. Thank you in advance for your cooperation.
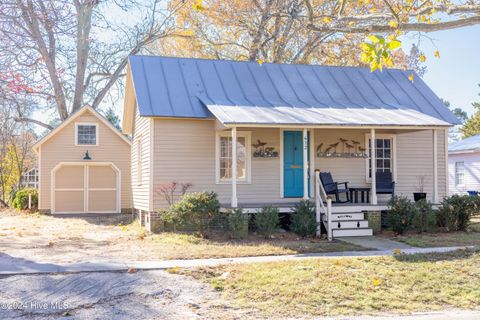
[365,211,382,234]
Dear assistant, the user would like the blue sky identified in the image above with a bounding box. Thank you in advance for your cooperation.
[403,25,480,116]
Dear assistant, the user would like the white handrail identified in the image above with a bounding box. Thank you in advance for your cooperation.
[314,170,333,241]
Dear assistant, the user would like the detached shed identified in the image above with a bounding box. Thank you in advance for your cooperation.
[33,106,132,214]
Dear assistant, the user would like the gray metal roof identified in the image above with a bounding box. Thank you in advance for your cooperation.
[449,134,480,153]
[128,55,460,126]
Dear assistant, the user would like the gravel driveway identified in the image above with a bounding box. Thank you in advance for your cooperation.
[0,270,255,320]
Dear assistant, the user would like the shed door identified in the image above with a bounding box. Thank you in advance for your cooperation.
[54,165,85,213]
[53,164,118,214]
[87,166,117,212]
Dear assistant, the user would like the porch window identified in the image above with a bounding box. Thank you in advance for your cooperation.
[216,131,251,183]
[455,161,465,186]
[366,134,396,182]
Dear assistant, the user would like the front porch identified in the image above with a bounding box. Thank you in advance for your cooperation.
[219,126,446,210]
[216,124,447,238]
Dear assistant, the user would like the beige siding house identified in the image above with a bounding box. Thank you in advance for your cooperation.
[123,55,458,235]
[34,106,132,214]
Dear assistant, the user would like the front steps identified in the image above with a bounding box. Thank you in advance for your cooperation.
[324,211,373,237]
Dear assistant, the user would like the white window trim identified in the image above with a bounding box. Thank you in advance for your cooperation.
[455,161,465,187]
[75,122,99,146]
[215,131,252,184]
[365,133,397,183]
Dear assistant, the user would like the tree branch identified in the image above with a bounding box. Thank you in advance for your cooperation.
[14,116,53,130]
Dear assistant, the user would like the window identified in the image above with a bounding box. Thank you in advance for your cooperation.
[136,135,142,185]
[22,168,39,189]
[216,131,251,183]
[76,124,97,145]
[455,161,465,186]
[366,134,396,182]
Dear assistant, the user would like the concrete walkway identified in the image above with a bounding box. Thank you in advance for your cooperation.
[338,236,413,250]
[0,245,472,276]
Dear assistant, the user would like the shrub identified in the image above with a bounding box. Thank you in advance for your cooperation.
[436,195,475,231]
[386,196,415,235]
[255,206,280,238]
[226,208,249,239]
[290,200,317,237]
[12,188,38,211]
[411,199,437,233]
[170,191,220,235]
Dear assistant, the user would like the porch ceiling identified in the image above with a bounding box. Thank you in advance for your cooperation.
[205,104,452,127]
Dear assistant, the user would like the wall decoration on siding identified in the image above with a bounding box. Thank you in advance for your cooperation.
[317,138,368,158]
[252,139,278,158]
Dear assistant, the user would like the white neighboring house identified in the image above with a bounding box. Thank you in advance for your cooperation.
[449,134,480,195]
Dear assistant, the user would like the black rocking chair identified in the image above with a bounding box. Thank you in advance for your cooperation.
[320,172,350,203]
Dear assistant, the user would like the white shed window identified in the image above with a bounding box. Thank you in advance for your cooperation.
[76,124,97,145]
[455,161,465,186]
[365,134,396,182]
[216,132,251,183]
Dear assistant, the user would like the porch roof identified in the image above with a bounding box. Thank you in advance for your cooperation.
[205,104,451,127]
[128,55,459,127]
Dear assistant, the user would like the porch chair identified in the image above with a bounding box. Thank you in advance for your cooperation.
[320,172,350,203]
[376,171,395,198]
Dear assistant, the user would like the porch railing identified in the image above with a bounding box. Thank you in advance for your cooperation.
[314,169,333,241]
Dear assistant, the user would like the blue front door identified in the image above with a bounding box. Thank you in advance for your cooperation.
[283,131,309,197]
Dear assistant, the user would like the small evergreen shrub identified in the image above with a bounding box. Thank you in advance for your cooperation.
[170,191,220,235]
[411,199,437,233]
[290,200,317,237]
[436,195,475,231]
[226,208,249,239]
[12,188,38,211]
[255,206,280,238]
[386,196,415,235]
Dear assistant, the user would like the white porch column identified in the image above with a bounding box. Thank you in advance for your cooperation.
[370,128,378,205]
[433,129,438,203]
[303,128,309,199]
[231,127,238,207]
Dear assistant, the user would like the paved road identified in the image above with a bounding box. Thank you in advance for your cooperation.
[0,270,251,320]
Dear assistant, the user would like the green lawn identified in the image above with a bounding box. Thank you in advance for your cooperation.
[146,232,367,259]
[184,249,480,316]
[392,219,480,248]
[394,232,480,248]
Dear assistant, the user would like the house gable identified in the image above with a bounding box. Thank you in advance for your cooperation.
[33,106,130,154]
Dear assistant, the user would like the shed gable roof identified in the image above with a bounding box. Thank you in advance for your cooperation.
[127,55,459,127]
[33,106,130,153]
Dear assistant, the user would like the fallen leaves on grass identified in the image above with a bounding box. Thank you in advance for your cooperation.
[127,267,137,273]
[166,266,182,274]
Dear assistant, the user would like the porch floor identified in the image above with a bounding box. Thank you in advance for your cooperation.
[221,201,388,213]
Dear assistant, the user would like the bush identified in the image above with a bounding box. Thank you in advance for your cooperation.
[386,196,415,235]
[170,191,220,235]
[436,195,475,231]
[226,208,249,239]
[12,188,38,211]
[255,206,280,238]
[411,199,437,233]
[290,200,317,237]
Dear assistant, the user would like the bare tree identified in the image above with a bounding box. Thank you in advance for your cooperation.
[0,0,186,128]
